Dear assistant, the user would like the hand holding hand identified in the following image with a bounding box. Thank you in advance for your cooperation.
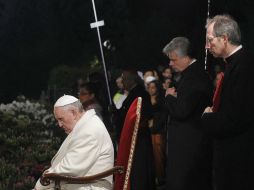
[165,87,177,97]
[203,106,213,114]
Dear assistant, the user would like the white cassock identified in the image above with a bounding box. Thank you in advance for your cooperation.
[35,109,114,190]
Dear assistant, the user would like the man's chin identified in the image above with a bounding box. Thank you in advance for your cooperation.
[213,54,220,58]
[210,51,219,58]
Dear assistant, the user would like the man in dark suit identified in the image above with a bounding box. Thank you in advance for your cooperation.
[202,14,254,190]
[163,37,214,190]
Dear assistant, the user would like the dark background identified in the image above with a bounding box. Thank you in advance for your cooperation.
[0,0,253,103]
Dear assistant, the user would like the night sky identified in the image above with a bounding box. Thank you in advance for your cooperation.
[0,0,253,103]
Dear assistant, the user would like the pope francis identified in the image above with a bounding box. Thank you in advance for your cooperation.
[34,95,114,190]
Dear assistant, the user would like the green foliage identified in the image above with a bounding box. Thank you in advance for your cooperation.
[89,56,102,72]
[0,98,62,189]
[48,56,103,89]
[48,64,85,89]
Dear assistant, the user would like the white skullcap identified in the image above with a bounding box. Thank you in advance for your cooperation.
[145,76,156,84]
[54,95,78,107]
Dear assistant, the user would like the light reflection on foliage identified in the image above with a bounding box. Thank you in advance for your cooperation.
[0,97,63,189]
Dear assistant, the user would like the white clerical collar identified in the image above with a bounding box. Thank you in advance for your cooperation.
[189,59,197,66]
[226,45,242,58]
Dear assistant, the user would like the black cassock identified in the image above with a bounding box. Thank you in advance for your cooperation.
[202,48,254,190]
[165,61,214,190]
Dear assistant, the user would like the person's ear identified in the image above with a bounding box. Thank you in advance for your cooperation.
[183,56,189,64]
[71,109,78,119]
[221,34,228,44]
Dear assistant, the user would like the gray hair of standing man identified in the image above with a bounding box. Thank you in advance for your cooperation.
[162,37,192,58]
[206,14,241,45]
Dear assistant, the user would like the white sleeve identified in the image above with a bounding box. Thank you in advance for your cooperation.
[48,130,100,176]
[35,132,99,189]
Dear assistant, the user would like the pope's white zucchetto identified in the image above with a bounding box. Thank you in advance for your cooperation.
[54,95,78,107]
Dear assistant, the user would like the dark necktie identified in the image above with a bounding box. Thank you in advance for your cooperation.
[212,72,224,112]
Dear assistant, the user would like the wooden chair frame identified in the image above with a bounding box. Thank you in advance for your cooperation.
[40,97,142,190]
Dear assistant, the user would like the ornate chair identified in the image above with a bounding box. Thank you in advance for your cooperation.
[41,97,142,190]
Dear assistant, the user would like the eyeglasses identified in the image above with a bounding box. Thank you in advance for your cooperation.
[206,35,220,44]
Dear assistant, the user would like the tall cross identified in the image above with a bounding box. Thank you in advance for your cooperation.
[90,0,112,105]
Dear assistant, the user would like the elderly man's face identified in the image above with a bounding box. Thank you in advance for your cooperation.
[205,22,226,58]
[54,107,76,134]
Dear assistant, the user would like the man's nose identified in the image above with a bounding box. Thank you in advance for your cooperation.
[205,42,210,49]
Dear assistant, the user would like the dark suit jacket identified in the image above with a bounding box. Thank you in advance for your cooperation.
[165,60,213,190]
[202,48,254,190]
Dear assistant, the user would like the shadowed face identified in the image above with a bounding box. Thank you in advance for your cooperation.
[116,77,124,90]
[147,82,158,96]
[163,78,172,90]
[54,106,77,134]
[78,88,94,104]
[168,51,188,72]
[121,71,137,91]
[162,68,172,79]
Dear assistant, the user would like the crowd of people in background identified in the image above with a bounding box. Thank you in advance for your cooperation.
[76,58,221,189]
[37,14,254,190]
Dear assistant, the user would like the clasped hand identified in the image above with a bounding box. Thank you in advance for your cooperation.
[165,87,177,97]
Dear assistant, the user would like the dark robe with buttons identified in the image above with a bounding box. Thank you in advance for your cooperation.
[202,48,254,190]
[165,60,214,190]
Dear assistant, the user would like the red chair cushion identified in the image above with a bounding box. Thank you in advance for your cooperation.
[114,97,141,190]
